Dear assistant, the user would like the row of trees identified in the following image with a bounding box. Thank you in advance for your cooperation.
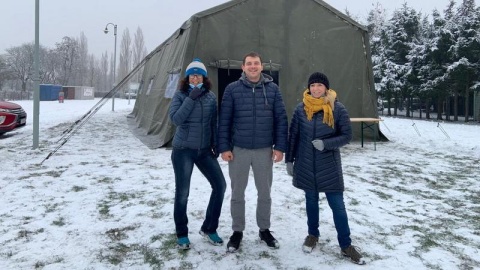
[366,0,480,121]
[0,27,147,100]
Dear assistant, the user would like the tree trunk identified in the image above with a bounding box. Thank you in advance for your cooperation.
[454,91,459,121]
[464,85,469,122]
[437,98,443,120]
[445,97,451,121]
[393,97,398,116]
[425,98,431,119]
[419,99,423,119]
[406,96,411,118]
[21,81,27,100]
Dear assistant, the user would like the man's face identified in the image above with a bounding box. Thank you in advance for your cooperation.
[242,56,263,82]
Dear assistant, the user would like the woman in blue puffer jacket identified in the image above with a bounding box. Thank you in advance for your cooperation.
[285,72,365,265]
[168,58,226,250]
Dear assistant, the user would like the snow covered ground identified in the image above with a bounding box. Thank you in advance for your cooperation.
[1,98,479,269]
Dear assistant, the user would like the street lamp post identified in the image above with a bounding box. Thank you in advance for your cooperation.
[104,23,117,112]
[33,0,40,149]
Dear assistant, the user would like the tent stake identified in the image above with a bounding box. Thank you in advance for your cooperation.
[437,123,450,139]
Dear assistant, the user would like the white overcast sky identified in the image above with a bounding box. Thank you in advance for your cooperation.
[1,0,457,58]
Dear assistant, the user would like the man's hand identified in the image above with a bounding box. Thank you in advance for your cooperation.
[221,151,234,161]
[272,150,284,163]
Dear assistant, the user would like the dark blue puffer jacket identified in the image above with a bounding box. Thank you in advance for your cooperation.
[285,100,352,192]
[218,73,288,153]
[168,88,217,149]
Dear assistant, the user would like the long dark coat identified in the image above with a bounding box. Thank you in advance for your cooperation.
[285,100,352,192]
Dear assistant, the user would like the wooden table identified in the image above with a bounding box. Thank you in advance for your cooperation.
[350,118,383,150]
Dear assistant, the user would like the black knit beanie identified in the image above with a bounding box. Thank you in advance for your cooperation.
[308,72,329,90]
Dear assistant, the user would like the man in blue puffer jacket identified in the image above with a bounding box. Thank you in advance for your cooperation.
[218,52,288,252]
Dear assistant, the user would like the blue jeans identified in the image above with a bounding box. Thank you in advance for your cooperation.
[305,191,352,249]
[172,148,226,238]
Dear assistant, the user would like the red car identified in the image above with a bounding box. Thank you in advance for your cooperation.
[0,100,27,135]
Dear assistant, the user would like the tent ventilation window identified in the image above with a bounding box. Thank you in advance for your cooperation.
[209,59,282,73]
[165,68,181,98]
[146,76,155,96]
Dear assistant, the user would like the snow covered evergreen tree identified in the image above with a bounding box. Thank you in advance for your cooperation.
[367,3,390,113]
[448,0,480,121]
[380,3,421,117]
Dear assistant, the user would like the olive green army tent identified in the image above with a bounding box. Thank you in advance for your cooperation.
[129,0,380,148]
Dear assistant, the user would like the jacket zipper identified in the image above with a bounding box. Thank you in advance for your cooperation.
[313,113,318,190]
[252,86,256,148]
[200,98,204,150]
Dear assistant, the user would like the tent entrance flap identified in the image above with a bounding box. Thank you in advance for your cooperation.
[217,68,280,108]
[217,68,242,107]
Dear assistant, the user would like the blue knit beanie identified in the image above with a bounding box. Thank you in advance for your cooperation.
[185,58,207,77]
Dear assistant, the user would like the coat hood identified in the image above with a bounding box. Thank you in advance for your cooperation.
[239,72,274,87]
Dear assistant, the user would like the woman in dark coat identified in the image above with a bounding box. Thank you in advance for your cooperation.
[168,58,226,250]
[285,72,365,265]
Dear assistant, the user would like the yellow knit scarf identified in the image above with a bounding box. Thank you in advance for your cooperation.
[303,89,337,128]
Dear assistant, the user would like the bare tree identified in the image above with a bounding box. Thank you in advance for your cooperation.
[0,55,14,91]
[109,52,115,89]
[74,32,89,86]
[55,36,79,86]
[5,43,35,99]
[99,51,109,94]
[118,28,132,84]
[86,54,99,88]
[40,48,61,85]
[132,27,148,82]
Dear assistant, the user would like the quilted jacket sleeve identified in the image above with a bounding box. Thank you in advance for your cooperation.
[211,99,218,150]
[168,91,195,126]
[217,84,234,153]
[323,101,352,150]
[273,87,288,153]
[286,103,301,163]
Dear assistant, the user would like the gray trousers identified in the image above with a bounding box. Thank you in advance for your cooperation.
[229,147,273,231]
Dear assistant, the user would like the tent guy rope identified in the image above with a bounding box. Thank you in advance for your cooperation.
[40,47,160,165]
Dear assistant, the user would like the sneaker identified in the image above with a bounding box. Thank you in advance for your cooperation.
[177,236,191,250]
[259,229,279,249]
[341,245,366,265]
[226,231,243,253]
[199,230,224,246]
[302,235,318,253]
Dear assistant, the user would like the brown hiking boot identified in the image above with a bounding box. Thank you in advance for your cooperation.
[341,245,366,265]
[302,235,318,253]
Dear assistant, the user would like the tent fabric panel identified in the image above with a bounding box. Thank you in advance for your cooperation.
[131,25,192,148]
[193,0,377,122]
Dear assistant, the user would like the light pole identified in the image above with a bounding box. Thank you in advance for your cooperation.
[104,23,117,112]
[33,0,40,149]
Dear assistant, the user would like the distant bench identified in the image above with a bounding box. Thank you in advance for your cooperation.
[350,118,383,150]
